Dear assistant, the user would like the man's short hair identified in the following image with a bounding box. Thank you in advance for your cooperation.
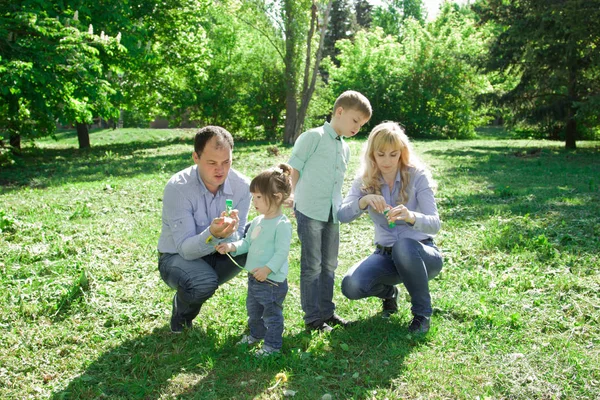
[333,90,372,118]
[194,126,234,156]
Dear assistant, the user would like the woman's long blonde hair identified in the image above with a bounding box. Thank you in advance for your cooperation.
[360,121,429,205]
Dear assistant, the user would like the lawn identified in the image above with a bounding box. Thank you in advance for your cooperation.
[1,128,599,399]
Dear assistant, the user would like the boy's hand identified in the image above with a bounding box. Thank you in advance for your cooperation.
[252,266,272,282]
[359,194,387,213]
[210,210,240,239]
[387,205,416,224]
[283,194,294,209]
[215,243,236,254]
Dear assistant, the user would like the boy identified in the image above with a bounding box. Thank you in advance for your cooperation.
[288,90,372,331]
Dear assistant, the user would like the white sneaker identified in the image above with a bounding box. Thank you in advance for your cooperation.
[255,345,280,357]
[237,334,261,346]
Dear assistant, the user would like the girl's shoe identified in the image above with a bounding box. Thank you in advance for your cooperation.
[255,345,280,357]
[237,334,261,345]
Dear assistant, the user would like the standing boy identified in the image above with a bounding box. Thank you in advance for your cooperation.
[288,90,372,331]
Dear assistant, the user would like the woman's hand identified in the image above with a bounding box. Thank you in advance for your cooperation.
[359,194,387,213]
[387,204,416,225]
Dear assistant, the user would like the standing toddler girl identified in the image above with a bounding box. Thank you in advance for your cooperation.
[216,163,293,356]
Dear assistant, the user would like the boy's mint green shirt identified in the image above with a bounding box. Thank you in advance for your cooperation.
[231,214,292,283]
[288,122,350,223]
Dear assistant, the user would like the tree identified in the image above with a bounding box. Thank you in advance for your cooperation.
[282,0,333,144]
[372,0,425,37]
[474,0,600,149]
[0,0,212,149]
[324,0,354,66]
[354,0,373,29]
[0,3,124,150]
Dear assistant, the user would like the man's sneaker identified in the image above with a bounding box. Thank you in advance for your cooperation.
[255,345,280,357]
[237,334,261,346]
[170,294,192,333]
[381,286,399,319]
[408,314,430,334]
[324,314,350,328]
[305,321,333,332]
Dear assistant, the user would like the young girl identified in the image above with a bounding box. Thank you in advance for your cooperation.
[216,163,293,356]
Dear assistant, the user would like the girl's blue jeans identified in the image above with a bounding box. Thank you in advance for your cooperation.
[247,275,288,350]
[341,237,443,317]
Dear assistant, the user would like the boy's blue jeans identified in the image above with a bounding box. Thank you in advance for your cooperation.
[247,276,288,350]
[341,237,443,317]
[295,209,339,325]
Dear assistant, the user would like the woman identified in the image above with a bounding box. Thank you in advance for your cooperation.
[338,121,442,333]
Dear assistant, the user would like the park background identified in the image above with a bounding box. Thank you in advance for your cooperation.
[1,0,599,399]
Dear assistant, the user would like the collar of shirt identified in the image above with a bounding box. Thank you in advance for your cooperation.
[324,121,342,141]
[379,170,402,187]
[193,165,234,197]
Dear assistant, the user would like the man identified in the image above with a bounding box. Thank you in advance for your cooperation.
[158,126,251,332]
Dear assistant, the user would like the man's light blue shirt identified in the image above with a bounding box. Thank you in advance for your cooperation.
[288,121,349,223]
[157,165,251,260]
[338,168,440,246]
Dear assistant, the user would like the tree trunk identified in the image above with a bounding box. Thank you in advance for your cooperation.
[294,1,332,143]
[565,66,577,149]
[76,122,91,149]
[9,134,21,151]
[283,0,333,145]
[283,0,298,145]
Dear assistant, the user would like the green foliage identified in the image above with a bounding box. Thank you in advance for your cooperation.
[372,0,425,37]
[0,4,126,143]
[327,4,488,138]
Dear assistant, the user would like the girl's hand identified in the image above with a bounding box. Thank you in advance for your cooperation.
[215,243,236,254]
[387,205,416,224]
[252,266,272,282]
[359,194,387,213]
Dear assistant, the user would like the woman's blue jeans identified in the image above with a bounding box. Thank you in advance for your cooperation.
[247,276,288,350]
[341,237,443,317]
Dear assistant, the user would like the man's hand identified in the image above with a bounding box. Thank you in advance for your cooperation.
[252,266,272,282]
[210,209,240,239]
[215,242,236,254]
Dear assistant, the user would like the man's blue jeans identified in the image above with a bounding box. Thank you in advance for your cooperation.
[246,275,288,350]
[295,209,339,325]
[158,252,246,322]
[341,237,443,317]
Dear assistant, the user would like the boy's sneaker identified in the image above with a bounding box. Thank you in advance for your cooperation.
[170,294,192,333]
[324,314,350,328]
[255,345,280,358]
[237,334,261,346]
[305,321,333,332]
[381,286,399,319]
[408,314,430,334]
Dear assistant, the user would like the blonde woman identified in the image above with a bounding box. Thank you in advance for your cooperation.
[338,122,442,333]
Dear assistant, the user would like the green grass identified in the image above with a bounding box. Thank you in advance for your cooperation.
[1,128,599,399]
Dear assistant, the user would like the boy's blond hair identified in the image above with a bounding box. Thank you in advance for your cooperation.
[333,90,372,118]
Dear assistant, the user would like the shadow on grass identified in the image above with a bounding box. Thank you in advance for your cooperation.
[427,144,600,256]
[50,315,427,399]
[0,137,288,194]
